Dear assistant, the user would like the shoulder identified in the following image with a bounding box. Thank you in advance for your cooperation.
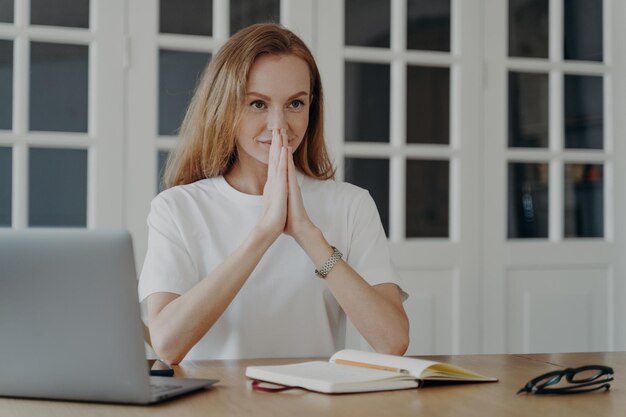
[149,178,222,221]
[152,178,217,207]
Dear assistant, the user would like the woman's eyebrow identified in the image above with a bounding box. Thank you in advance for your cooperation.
[287,91,309,99]
[246,91,270,100]
[246,91,310,100]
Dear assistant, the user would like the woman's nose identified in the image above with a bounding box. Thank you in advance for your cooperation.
[267,108,287,130]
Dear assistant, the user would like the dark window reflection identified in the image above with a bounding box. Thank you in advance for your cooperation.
[508,162,548,238]
[407,0,450,52]
[508,71,549,148]
[29,148,87,227]
[345,0,390,48]
[406,159,448,238]
[230,0,280,35]
[30,42,89,133]
[160,0,213,36]
[407,65,449,144]
[0,146,11,226]
[345,62,390,142]
[0,0,13,23]
[31,0,89,28]
[564,0,603,62]
[564,164,603,238]
[159,49,211,136]
[564,74,603,149]
[0,39,12,130]
[158,150,170,193]
[508,0,549,58]
[344,157,389,236]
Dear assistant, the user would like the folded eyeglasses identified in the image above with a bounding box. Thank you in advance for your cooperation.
[517,365,614,395]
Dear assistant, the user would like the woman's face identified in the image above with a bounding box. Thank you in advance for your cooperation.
[235,53,311,167]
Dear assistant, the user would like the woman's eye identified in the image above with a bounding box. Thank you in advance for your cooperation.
[250,100,265,109]
[289,100,305,109]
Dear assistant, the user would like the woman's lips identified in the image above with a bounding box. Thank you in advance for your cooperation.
[257,138,293,145]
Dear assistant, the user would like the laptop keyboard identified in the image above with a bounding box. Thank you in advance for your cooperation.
[151,383,184,394]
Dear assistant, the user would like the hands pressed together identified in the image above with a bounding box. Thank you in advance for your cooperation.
[259,129,316,242]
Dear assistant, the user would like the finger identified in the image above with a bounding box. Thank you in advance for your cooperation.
[287,147,304,207]
[286,147,308,225]
[277,146,288,182]
[267,129,280,181]
[287,147,297,191]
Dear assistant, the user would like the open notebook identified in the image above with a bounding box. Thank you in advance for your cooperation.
[246,349,498,394]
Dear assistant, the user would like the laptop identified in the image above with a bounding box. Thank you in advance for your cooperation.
[0,229,217,404]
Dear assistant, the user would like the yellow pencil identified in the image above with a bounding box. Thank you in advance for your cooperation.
[335,359,410,374]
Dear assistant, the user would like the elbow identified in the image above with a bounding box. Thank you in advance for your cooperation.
[376,317,410,356]
[389,314,410,355]
[386,334,410,356]
[150,327,186,365]
[396,336,410,356]
[375,336,409,356]
[155,348,184,366]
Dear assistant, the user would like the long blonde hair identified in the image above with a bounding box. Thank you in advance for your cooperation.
[163,23,335,188]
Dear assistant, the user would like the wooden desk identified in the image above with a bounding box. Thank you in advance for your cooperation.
[1,352,623,416]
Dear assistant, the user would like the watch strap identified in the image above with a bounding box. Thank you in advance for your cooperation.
[315,246,343,279]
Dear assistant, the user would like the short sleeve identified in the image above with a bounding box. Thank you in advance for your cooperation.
[138,195,199,302]
[346,190,408,301]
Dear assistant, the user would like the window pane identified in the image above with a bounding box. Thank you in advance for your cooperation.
[407,65,449,144]
[345,62,390,142]
[30,0,89,28]
[157,150,170,194]
[344,157,389,236]
[159,49,211,136]
[508,0,549,58]
[160,0,212,36]
[407,0,450,52]
[564,74,603,149]
[30,42,88,133]
[29,148,87,227]
[0,39,12,130]
[508,71,549,148]
[564,0,603,61]
[231,0,280,35]
[406,159,448,238]
[508,162,548,238]
[0,146,11,226]
[345,0,390,48]
[564,164,603,238]
[0,0,13,23]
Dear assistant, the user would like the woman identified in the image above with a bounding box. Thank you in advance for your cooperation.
[139,23,409,364]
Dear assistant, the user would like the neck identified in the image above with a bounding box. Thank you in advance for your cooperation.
[224,160,268,195]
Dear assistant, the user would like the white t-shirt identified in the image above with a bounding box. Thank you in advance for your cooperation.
[138,172,405,360]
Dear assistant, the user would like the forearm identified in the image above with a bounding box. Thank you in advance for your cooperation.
[150,226,276,364]
[294,227,409,355]
[326,264,409,355]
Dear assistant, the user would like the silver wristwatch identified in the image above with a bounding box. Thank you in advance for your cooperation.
[315,246,343,279]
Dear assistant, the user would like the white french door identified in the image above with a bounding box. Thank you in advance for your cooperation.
[482,0,626,354]
[316,0,483,355]
[0,0,125,230]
